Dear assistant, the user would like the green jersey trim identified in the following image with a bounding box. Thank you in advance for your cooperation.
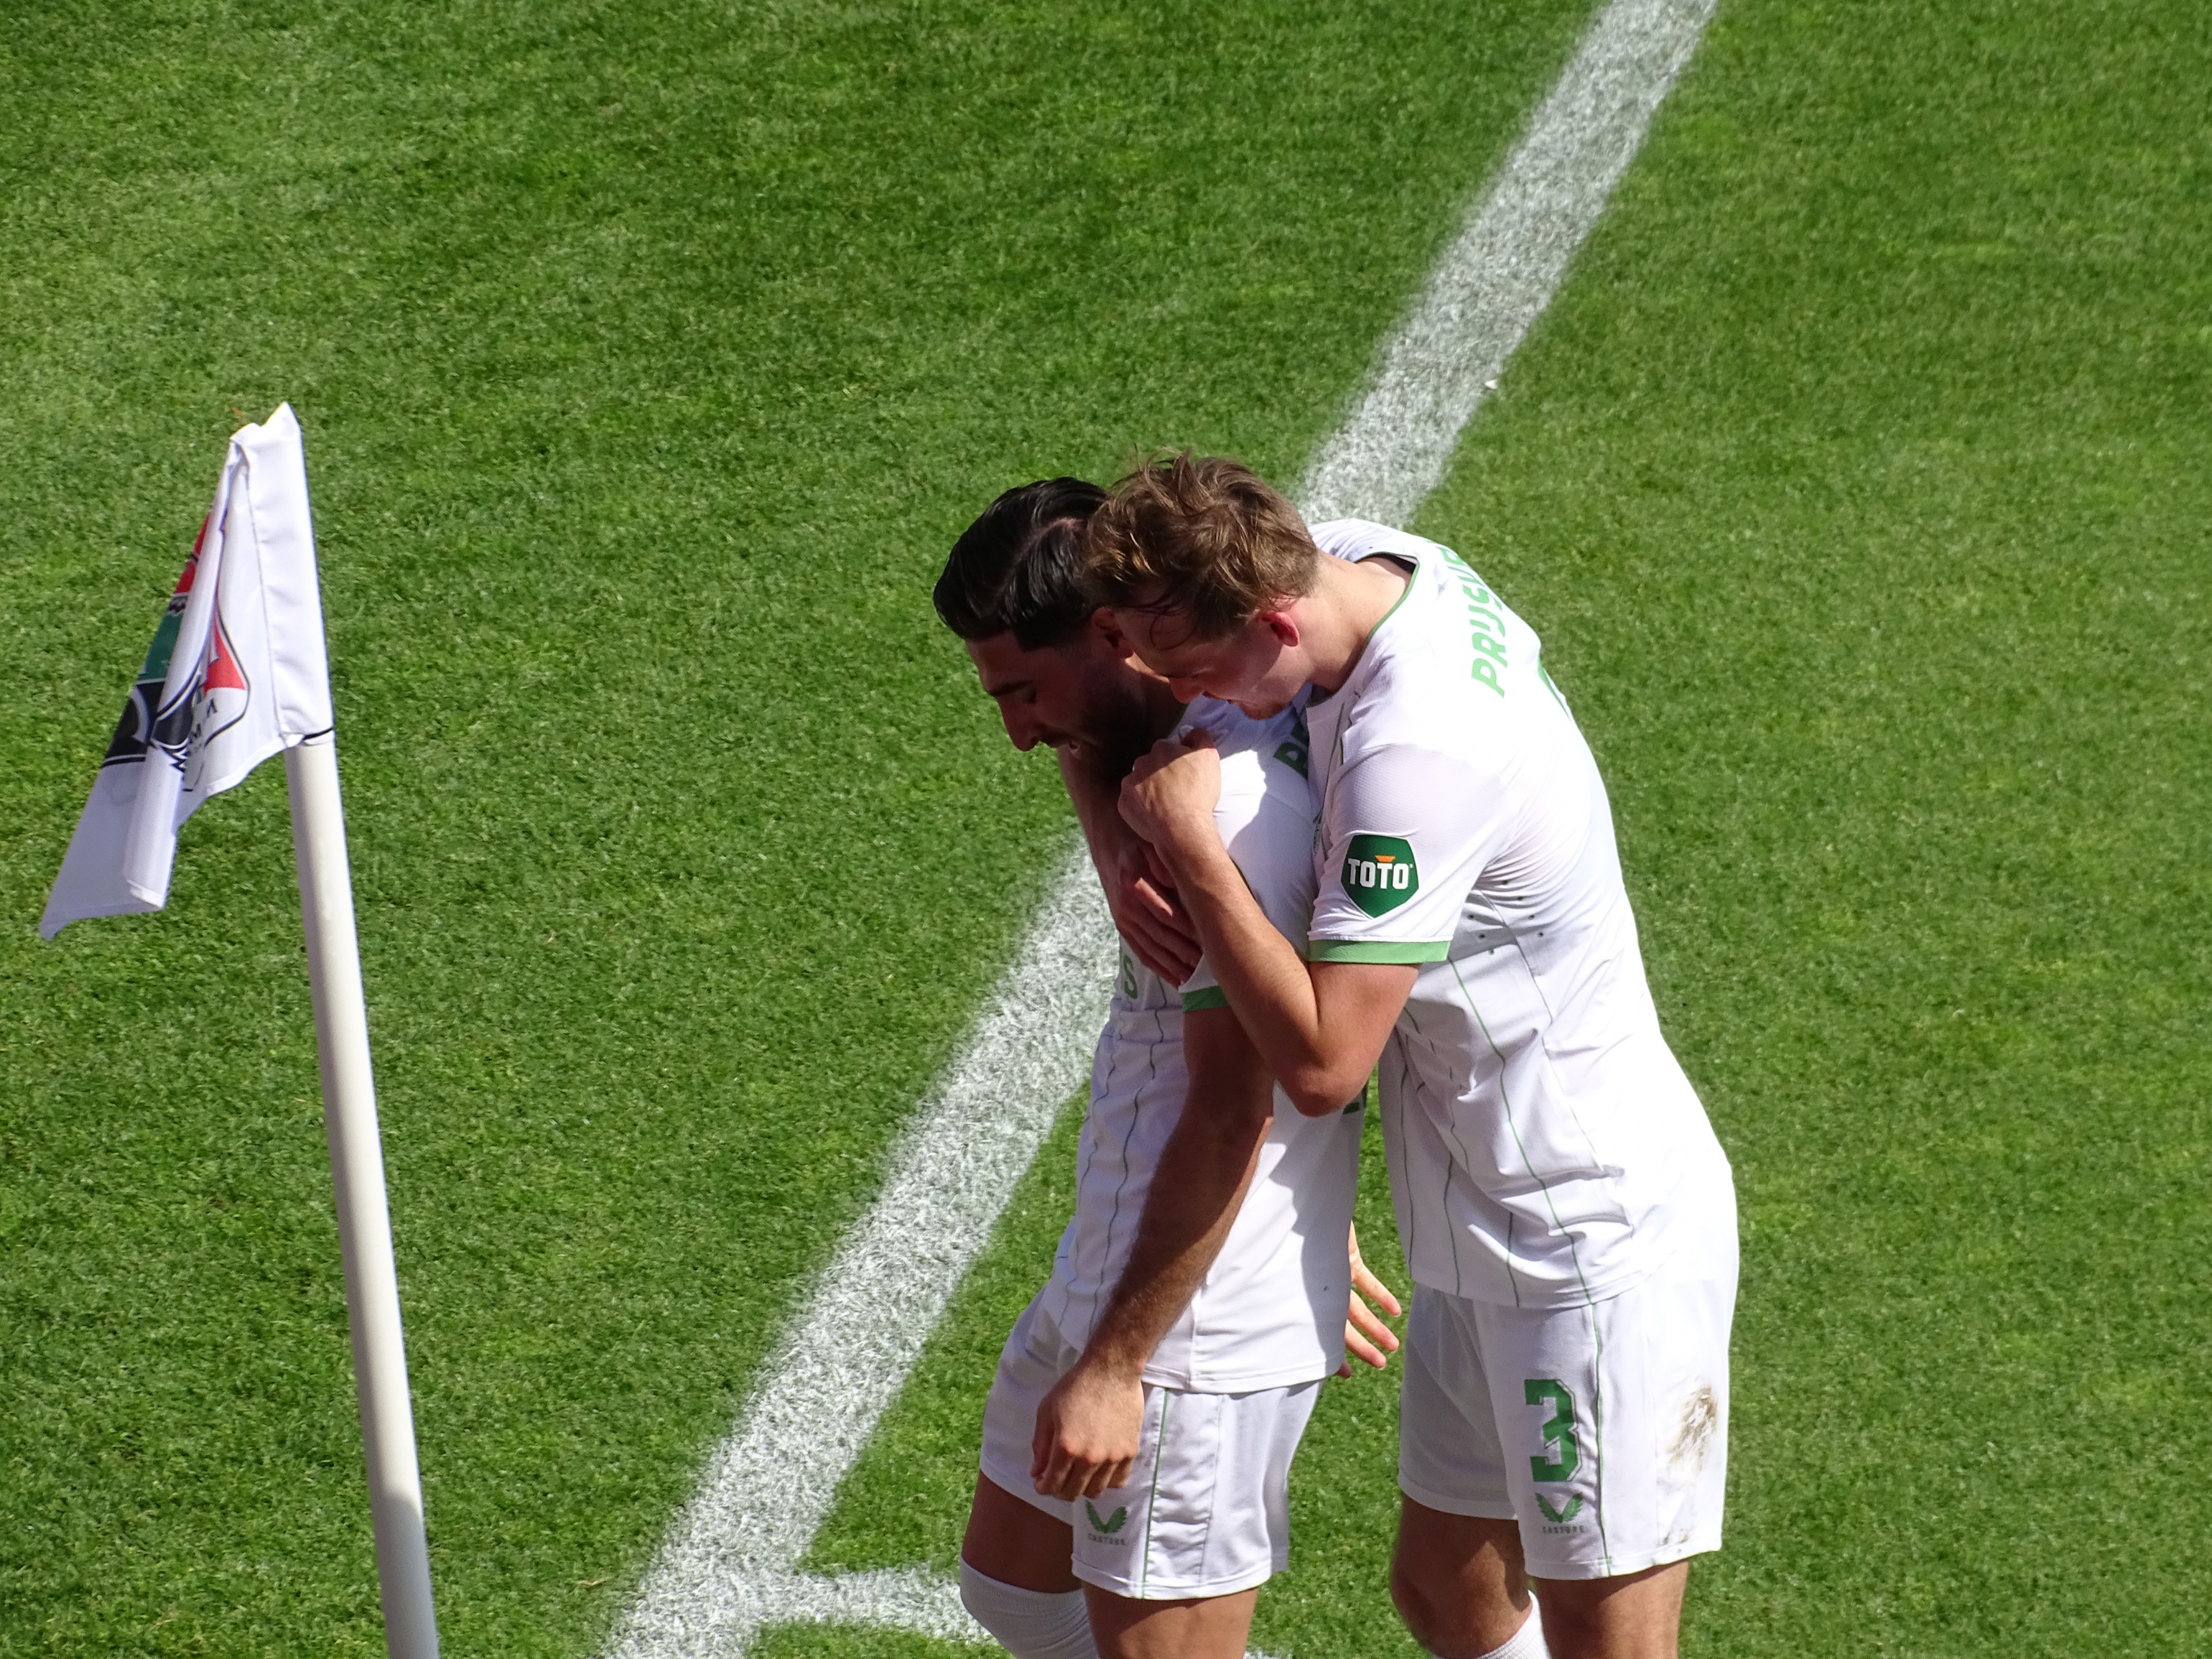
[1180,987,1230,1012]
[1308,938,1451,964]
[1353,547,1419,636]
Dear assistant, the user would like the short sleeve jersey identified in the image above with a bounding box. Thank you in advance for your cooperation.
[1303,520,1730,1309]
[1046,698,1364,1390]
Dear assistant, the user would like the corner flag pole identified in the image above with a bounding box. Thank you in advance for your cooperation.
[43,406,439,1656]
[287,731,441,1659]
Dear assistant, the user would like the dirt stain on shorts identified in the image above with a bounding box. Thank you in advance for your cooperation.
[1667,1384,1720,1478]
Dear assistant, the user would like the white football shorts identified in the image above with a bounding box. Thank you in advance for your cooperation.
[1396,1192,1737,1580]
[980,1294,1321,1600]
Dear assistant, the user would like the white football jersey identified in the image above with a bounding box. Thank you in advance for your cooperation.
[1303,520,1731,1309]
[1045,699,1363,1391]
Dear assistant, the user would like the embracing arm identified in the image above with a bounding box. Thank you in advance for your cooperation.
[1030,1006,1272,1499]
[1120,736,1414,1115]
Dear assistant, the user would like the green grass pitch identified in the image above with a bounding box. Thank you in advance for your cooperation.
[3,0,2207,1656]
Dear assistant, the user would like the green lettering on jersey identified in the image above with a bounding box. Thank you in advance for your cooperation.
[1343,834,1419,917]
[1443,545,1509,697]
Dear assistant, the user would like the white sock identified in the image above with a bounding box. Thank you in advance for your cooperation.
[958,1559,1100,1659]
[1457,1599,1551,1659]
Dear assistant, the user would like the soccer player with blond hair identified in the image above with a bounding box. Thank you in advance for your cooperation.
[1085,454,1737,1659]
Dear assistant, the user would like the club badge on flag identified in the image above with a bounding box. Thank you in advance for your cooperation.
[41,403,334,938]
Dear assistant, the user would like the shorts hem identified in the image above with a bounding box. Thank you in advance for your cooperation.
[1525,1532,1723,1582]
[1070,1557,1281,1601]
[1141,1363,1337,1393]
[1397,1474,1517,1520]
[977,1459,1072,1525]
[1406,1260,1661,1312]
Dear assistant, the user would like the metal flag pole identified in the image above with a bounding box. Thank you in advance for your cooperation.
[286,731,441,1659]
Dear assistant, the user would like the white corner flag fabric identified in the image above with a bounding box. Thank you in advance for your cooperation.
[41,403,334,938]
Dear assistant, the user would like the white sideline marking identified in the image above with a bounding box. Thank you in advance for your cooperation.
[606,1,1714,1652]
[1300,0,1718,529]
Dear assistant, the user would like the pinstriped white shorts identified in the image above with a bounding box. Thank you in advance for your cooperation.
[980,1294,1321,1600]
[1397,1199,1738,1581]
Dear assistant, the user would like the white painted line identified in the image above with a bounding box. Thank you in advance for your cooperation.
[606,1,1715,1650]
[1299,0,1718,529]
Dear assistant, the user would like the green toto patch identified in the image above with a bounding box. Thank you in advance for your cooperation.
[1342,834,1419,916]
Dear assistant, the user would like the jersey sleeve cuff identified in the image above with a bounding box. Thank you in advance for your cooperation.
[1307,938,1452,964]
[1180,987,1231,1012]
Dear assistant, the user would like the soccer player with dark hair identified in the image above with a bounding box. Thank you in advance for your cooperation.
[936,479,1403,1659]
[1086,453,1736,1659]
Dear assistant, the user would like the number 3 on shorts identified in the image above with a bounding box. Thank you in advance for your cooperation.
[1524,1378,1580,1482]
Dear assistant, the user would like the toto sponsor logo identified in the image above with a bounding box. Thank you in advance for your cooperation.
[1341,834,1419,916]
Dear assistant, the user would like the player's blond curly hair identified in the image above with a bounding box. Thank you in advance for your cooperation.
[1081,452,1317,640]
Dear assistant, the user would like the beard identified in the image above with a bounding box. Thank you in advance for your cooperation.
[1071,668,1177,777]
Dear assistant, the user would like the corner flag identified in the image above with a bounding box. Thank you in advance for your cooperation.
[41,403,332,937]
[40,406,440,1659]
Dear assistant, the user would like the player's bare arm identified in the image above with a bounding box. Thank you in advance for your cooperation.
[1056,745,1200,986]
[1031,1009,1403,1503]
[1119,731,1414,1116]
[1028,1005,1271,1502]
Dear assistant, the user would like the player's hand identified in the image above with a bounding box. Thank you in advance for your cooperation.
[1031,1358,1145,1501]
[1119,730,1224,864]
[1101,825,1201,986]
[1337,1223,1403,1377]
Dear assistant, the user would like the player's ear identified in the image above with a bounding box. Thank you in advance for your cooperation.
[1090,605,1136,659]
[1259,607,1301,648]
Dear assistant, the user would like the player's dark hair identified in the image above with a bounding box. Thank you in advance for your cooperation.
[934,477,1107,650]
